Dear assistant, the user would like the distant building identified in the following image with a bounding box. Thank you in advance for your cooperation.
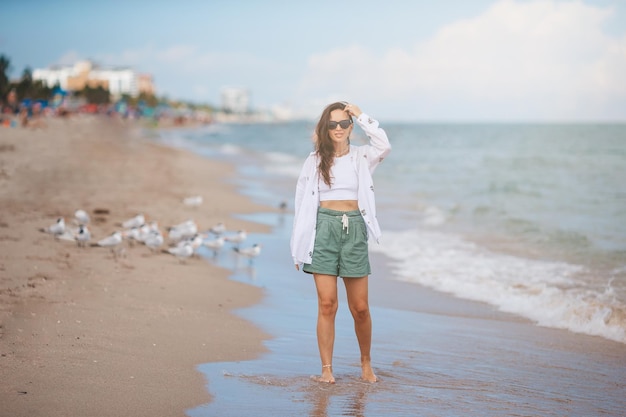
[33,60,155,98]
[137,74,155,96]
[32,66,74,91]
[220,87,249,114]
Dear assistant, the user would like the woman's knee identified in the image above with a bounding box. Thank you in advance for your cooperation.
[318,298,339,317]
[350,303,370,321]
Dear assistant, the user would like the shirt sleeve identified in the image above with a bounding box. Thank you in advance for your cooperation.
[355,113,391,172]
[293,153,314,221]
[291,153,316,264]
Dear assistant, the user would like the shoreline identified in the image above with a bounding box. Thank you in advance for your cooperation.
[0,115,275,416]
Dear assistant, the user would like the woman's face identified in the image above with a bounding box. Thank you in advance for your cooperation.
[327,109,353,145]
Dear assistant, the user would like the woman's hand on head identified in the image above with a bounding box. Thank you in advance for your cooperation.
[344,103,362,118]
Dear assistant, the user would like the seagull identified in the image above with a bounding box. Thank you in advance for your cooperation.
[167,219,198,242]
[183,195,203,207]
[143,230,164,252]
[208,222,226,236]
[202,235,225,256]
[164,243,194,263]
[147,221,160,232]
[133,221,160,244]
[74,209,90,225]
[91,231,124,257]
[92,231,123,248]
[122,227,141,246]
[121,213,145,229]
[170,219,195,230]
[176,234,204,255]
[224,230,247,247]
[75,225,91,247]
[234,243,262,265]
[40,217,65,235]
[189,234,204,250]
[55,228,78,243]
[133,224,149,243]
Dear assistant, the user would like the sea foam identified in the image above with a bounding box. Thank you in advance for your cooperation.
[371,228,626,344]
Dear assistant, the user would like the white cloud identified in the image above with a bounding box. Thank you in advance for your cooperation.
[298,0,626,120]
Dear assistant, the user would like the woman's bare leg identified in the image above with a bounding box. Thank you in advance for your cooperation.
[313,274,338,383]
[344,276,377,382]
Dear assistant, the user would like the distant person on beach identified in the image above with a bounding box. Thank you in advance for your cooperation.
[291,102,391,383]
[19,107,29,127]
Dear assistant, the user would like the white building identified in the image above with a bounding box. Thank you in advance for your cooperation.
[33,60,143,97]
[91,68,138,96]
[32,66,74,91]
[220,87,250,114]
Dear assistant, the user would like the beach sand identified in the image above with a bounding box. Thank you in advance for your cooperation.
[0,116,273,417]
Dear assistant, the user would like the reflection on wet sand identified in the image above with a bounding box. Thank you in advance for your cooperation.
[307,379,371,417]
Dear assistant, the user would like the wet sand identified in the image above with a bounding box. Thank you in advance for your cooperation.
[0,116,274,417]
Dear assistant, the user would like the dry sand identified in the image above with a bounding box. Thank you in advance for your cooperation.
[0,115,273,417]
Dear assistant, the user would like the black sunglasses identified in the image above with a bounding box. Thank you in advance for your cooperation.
[328,119,352,130]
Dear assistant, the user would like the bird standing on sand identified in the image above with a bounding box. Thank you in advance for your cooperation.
[176,233,204,255]
[121,213,145,229]
[143,230,164,252]
[74,209,90,226]
[183,195,203,207]
[167,219,198,242]
[40,217,65,236]
[75,225,91,247]
[165,243,194,263]
[122,227,141,246]
[91,231,124,257]
[136,221,159,243]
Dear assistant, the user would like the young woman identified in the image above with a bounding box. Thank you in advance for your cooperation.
[291,102,391,383]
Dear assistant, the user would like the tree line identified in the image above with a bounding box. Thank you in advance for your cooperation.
[1,55,53,104]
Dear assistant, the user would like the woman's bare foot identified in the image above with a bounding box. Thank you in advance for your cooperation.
[311,365,335,384]
[361,361,377,382]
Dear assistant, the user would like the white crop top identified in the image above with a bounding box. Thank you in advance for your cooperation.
[319,154,358,201]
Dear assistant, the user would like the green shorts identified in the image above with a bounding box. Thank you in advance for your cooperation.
[303,207,371,278]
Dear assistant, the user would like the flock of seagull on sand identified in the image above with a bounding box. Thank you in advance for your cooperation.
[39,207,263,264]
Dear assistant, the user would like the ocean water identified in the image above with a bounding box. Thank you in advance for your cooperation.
[156,121,626,345]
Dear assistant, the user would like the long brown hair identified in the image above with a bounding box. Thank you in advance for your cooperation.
[314,102,351,187]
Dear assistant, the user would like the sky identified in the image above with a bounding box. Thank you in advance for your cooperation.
[1,0,625,121]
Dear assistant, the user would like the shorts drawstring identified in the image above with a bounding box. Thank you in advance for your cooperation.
[341,213,349,234]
